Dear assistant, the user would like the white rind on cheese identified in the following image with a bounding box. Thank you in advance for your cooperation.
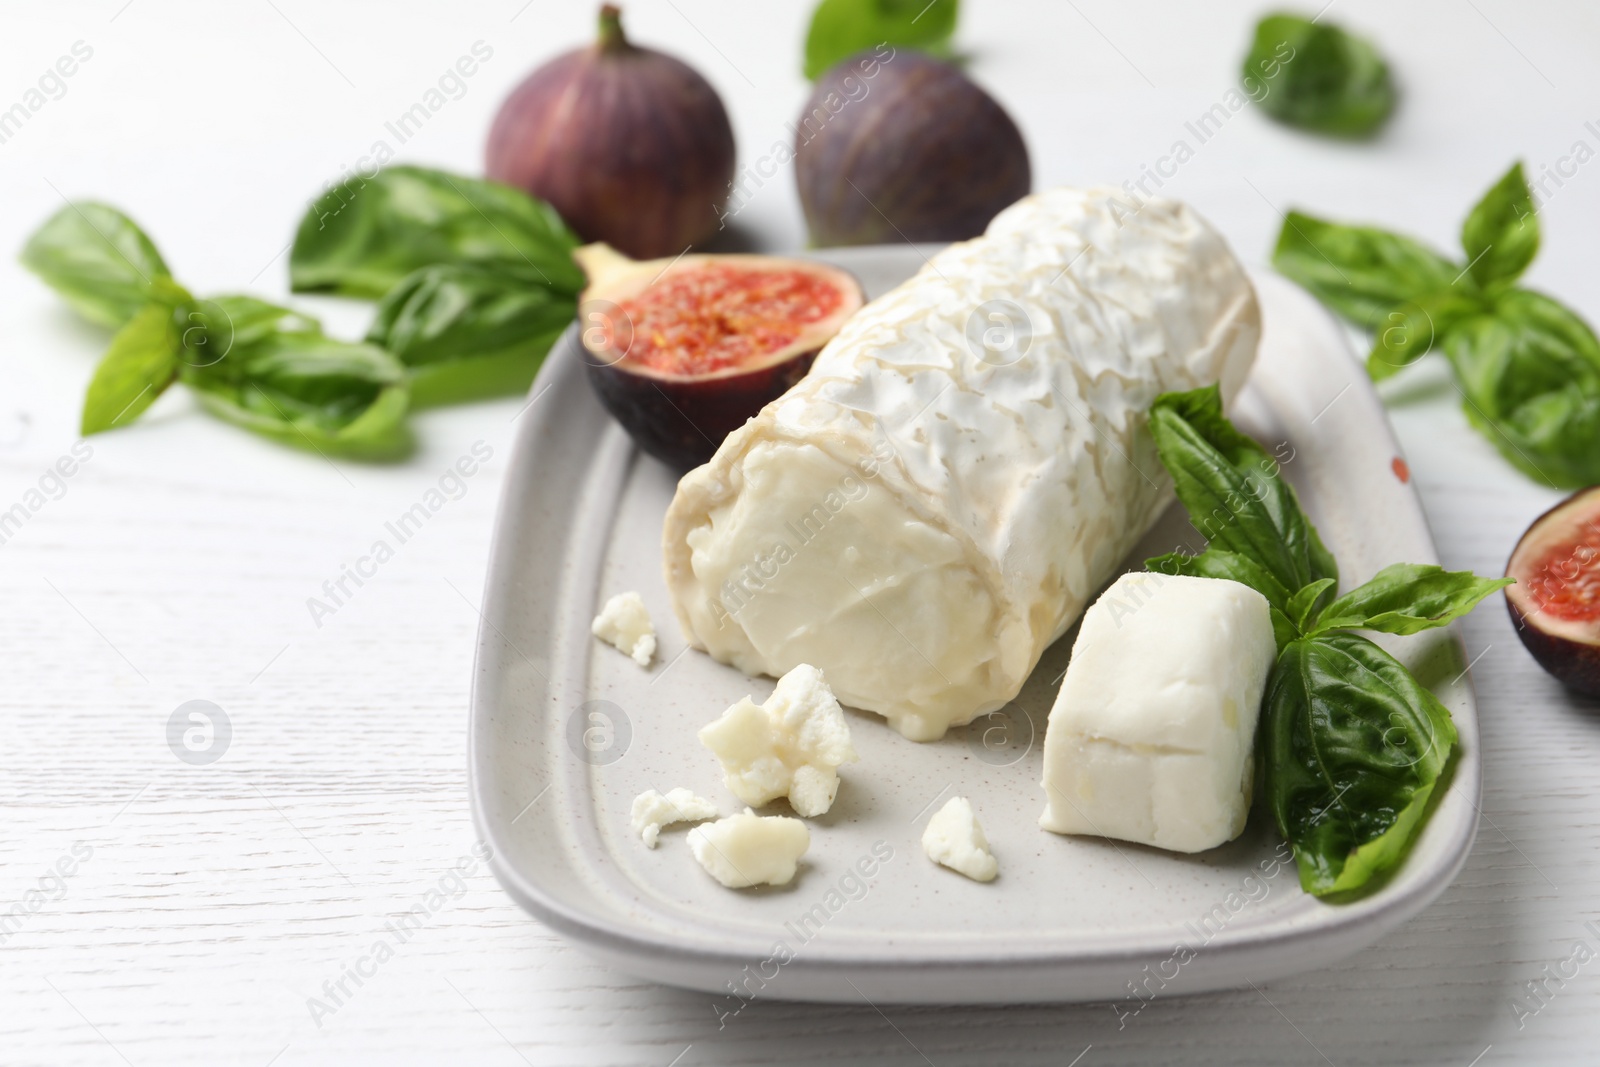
[630,788,719,848]
[1039,572,1276,854]
[922,797,999,882]
[698,663,858,817]
[662,187,1260,740]
[591,591,657,667]
[686,808,810,888]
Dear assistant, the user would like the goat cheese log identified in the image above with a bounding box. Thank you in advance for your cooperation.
[662,188,1260,741]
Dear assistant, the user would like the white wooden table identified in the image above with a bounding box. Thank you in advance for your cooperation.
[3,1,1597,1063]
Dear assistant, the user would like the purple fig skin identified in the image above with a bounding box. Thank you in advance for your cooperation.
[795,49,1031,247]
[485,5,735,259]
[1506,597,1600,696]
[583,349,820,470]
[1505,485,1600,697]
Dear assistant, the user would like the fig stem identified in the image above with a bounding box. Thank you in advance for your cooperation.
[597,4,630,53]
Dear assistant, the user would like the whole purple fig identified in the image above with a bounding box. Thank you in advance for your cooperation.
[795,50,1031,247]
[485,4,736,259]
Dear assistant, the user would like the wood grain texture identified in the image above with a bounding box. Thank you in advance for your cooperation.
[4,0,1600,1063]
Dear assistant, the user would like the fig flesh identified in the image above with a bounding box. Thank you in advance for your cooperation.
[485,5,736,259]
[574,244,863,469]
[795,50,1030,247]
[1506,485,1600,694]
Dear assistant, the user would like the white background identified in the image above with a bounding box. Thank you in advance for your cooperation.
[2,1,1598,1064]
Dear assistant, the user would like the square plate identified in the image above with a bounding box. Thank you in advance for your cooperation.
[467,248,1480,1004]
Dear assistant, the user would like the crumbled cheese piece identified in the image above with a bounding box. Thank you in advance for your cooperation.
[698,663,858,817]
[921,797,998,882]
[686,808,809,888]
[630,788,719,848]
[591,591,657,667]
[1039,572,1276,853]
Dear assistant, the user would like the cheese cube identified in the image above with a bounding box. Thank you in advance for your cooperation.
[687,809,809,888]
[1039,572,1275,853]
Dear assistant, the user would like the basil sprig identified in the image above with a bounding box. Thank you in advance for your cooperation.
[1273,162,1600,488]
[289,166,583,404]
[21,204,411,455]
[1243,12,1396,138]
[802,0,957,81]
[1148,386,1509,897]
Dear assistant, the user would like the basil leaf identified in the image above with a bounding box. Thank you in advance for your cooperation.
[1441,290,1600,487]
[81,301,182,434]
[365,263,575,406]
[183,330,411,459]
[1286,577,1337,632]
[1147,548,1298,647]
[1243,13,1395,138]
[803,0,956,81]
[1365,292,1482,382]
[1265,633,1456,896]
[1461,162,1539,290]
[1149,386,1338,595]
[20,202,175,329]
[1272,211,1459,330]
[1311,563,1512,636]
[289,166,584,299]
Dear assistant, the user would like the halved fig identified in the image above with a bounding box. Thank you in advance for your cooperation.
[573,243,863,469]
[1506,485,1600,695]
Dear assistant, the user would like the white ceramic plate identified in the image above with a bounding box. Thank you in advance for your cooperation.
[467,247,1480,1004]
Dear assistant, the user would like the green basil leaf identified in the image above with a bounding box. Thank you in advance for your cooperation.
[289,166,584,299]
[1441,290,1600,488]
[1286,577,1337,632]
[20,202,175,329]
[1149,386,1338,595]
[1365,292,1483,382]
[81,301,182,434]
[1272,211,1460,330]
[183,331,411,459]
[803,0,956,81]
[1243,13,1395,137]
[365,263,575,406]
[1311,563,1513,636]
[1147,548,1298,646]
[1265,633,1456,896]
[1461,162,1539,290]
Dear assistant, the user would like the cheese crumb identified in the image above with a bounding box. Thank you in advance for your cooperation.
[698,663,858,817]
[686,808,809,888]
[630,788,719,848]
[921,797,998,882]
[591,591,657,667]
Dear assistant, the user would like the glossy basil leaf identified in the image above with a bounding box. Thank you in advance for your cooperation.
[81,301,183,435]
[1265,633,1456,896]
[1287,577,1337,632]
[183,330,411,459]
[1461,162,1538,290]
[1441,290,1600,487]
[803,0,956,80]
[1149,386,1338,597]
[1243,13,1395,137]
[1146,548,1298,647]
[1365,292,1482,382]
[1312,563,1512,636]
[366,263,575,406]
[1272,211,1459,330]
[20,202,177,329]
[289,166,584,299]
